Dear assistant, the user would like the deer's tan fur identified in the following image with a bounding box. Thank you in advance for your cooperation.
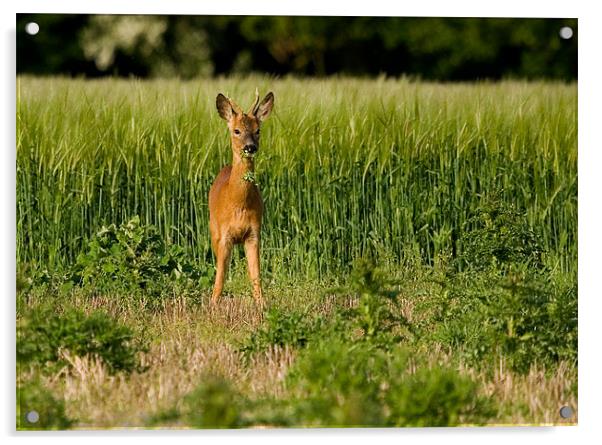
[209,91,274,306]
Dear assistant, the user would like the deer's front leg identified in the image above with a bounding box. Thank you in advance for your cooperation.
[244,234,264,307]
[211,238,233,304]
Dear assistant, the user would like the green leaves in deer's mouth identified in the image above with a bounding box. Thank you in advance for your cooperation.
[241,149,256,159]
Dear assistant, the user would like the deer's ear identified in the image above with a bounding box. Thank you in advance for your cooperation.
[216,94,237,121]
[255,92,274,122]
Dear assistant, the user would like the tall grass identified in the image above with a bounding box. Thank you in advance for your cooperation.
[16,76,577,278]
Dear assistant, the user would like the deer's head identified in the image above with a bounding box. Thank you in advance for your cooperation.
[216,90,274,162]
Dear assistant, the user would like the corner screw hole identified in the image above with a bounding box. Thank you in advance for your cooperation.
[559,405,574,419]
[25,22,39,36]
[26,410,39,423]
[559,27,573,40]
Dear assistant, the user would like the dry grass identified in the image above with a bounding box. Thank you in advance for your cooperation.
[476,360,577,425]
[39,297,294,428]
[23,291,575,429]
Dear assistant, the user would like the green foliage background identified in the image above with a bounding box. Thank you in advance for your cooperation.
[17,15,577,80]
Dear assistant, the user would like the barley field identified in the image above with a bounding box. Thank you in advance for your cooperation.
[16,76,577,429]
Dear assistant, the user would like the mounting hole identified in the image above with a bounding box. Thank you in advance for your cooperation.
[559,26,573,40]
[25,22,39,36]
[559,405,574,419]
[26,410,39,423]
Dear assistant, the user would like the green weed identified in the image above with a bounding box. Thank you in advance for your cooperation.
[70,215,213,297]
[458,198,546,272]
[286,341,492,427]
[17,306,145,373]
[239,307,321,359]
[17,380,74,430]
[337,258,413,346]
[181,376,244,429]
[425,268,577,373]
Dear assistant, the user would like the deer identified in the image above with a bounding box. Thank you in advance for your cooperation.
[209,90,274,307]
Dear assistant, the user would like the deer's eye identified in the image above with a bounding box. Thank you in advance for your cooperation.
[255,129,260,135]
[234,129,241,135]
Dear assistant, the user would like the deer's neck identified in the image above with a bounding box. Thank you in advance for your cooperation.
[228,155,257,201]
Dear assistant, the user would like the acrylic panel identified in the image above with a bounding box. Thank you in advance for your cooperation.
[16,14,578,430]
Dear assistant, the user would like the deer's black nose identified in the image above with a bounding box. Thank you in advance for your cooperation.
[244,144,258,154]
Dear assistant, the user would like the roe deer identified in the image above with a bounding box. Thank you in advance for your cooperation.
[209,90,274,306]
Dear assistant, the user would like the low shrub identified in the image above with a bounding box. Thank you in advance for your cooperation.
[429,268,577,373]
[341,258,413,346]
[16,263,53,295]
[238,308,323,359]
[285,340,387,426]
[286,340,492,427]
[17,380,74,430]
[17,306,145,373]
[385,364,492,427]
[69,216,213,296]
[181,376,243,428]
[458,199,545,273]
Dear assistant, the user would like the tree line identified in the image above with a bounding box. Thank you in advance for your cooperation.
[17,15,577,80]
